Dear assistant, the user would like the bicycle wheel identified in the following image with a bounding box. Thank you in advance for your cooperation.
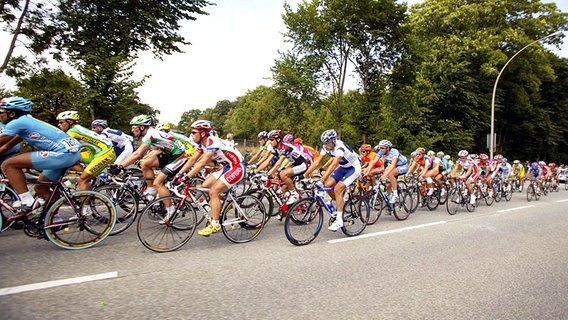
[245,188,274,221]
[438,185,449,205]
[446,189,460,215]
[493,185,502,202]
[393,191,411,221]
[137,195,197,252]
[221,194,266,243]
[504,186,513,201]
[407,186,420,213]
[425,188,440,211]
[96,185,139,235]
[1,184,19,232]
[484,188,495,206]
[341,195,370,237]
[466,195,476,212]
[366,193,383,225]
[526,184,535,202]
[284,198,323,246]
[44,191,116,249]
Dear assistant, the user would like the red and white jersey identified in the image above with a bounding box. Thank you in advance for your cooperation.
[456,157,479,176]
[197,135,244,167]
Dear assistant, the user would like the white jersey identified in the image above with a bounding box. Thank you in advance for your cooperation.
[198,135,244,167]
[101,128,134,149]
[319,140,360,168]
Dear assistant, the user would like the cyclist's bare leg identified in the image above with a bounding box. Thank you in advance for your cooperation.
[140,156,158,188]
[1,153,32,194]
[279,167,295,193]
[77,171,94,190]
[154,172,172,207]
[201,175,229,221]
[333,181,347,212]
[324,177,338,201]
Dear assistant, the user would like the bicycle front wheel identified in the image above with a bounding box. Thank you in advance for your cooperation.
[446,189,460,215]
[393,191,411,221]
[137,196,197,252]
[284,198,323,246]
[96,185,139,235]
[341,195,370,237]
[44,191,116,249]
[221,194,266,243]
[1,184,19,232]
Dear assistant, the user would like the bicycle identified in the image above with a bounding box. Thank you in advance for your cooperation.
[136,180,267,252]
[284,181,370,246]
[473,179,494,207]
[526,179,541,202]
[0,176,116,249]
[446,178,475,215]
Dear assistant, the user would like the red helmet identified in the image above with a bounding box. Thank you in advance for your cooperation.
[190,120,212,133]
[479,153,489,160]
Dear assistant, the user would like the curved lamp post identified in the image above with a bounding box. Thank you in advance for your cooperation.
[489,30,563,159]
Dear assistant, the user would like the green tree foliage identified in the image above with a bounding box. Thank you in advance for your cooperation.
[388,0,568,158]
[176,109,204,134]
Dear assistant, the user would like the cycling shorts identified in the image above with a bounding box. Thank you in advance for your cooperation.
[211,162,246,189]
[330,165,361,188]
[85,148,116,176]
[158,153,187,178]
[396,164,409,175]
[31,151,81,181]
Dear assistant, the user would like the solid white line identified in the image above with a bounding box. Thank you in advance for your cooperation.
[497,205,535,213]
[556,199,568,203]
[0,271,118,296]
[327,221,447,244]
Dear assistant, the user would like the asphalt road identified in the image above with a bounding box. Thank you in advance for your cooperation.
[1,188,567,320]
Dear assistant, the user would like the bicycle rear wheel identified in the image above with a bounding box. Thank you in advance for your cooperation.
[406,186,420,213]
[96,185,139,235]
[341,195,370,237]
[284,198,323,246]
[1,184,18,232]
[44,191,116,249]
[366,193,383,225]
[446,189,460,215]
[392,190,411,221]
[137,196,197,252]
[221,194,266,243]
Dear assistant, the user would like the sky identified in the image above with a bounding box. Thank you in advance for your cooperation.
[1,0,566,125]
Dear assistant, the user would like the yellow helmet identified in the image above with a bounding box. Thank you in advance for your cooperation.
[56,111,80,121]
[156,122,171,132]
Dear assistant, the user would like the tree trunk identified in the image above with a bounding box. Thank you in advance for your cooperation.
[0,0,31,74]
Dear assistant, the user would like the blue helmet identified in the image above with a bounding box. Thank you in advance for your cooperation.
[1,96,33,112]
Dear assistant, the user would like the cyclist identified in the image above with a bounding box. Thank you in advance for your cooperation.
[492,157,513,192]
[304,129,361,231]
[526,162,543,194]
[414,147,443,197]
[57,111,116,190]
[360,143,384,191]
[91,119,135,164]
[177,120,245,236]
[156,122,197,158]
[475,153,494,197]
[0,97,81,218]
[539,161,551,184]
[450,150,478,205]
[549,163,559,185]
[512,160,526,191]
[437,151,451,181]
[111,115,187,205]
[253,130,311,206]
[248,131,272,167]
[365,139,408,204]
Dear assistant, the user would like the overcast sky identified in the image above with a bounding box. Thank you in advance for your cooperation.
[1,0,566,126]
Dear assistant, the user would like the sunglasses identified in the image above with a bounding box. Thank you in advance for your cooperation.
[191,131,199,134]
[379,147,386,150]
[361,150,370,153]
[58,121,66,125]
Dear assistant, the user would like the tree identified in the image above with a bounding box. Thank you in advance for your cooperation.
[278,0,407,137]
[177,109,203,134]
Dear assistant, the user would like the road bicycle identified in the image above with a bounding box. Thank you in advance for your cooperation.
[472,179,494,207]
[0,176,116,249]
[354,174,412,225]
[446,178,475,215]
[526,179,541,202]
[136,180,267,252]
[284,182,370,246]
[491,175,513,202]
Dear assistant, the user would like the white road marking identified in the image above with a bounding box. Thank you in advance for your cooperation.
[497,205,535,213]
[327,221,447,244]
[556,199,568,203]
[0,271,118,296]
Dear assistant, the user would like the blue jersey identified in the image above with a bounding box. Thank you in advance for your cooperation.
[3,115,81,153]
[0,122,20,155]
[495,163,513,176]
[377,148,408,167]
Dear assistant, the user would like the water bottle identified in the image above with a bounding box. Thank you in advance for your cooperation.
[63,179,74,190]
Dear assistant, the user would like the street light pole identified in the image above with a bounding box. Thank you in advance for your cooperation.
[489,30,563,159]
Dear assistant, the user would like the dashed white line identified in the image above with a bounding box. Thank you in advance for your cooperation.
[327,221,447,244]
[497,205,535,213]
[0,271,118,296]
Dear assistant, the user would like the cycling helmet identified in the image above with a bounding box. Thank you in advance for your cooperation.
[415,147,426,154]
[56,111,80,121]
[268,129,283,140]
[513,160,520,164]
[479,153,489,160]
[1,96,33,112]
[283,134,294,143]
[360,144,372,152]
[531,162,539,168]
[156,122,171,132]
[502,157,508,162]
[427,150,435,157]
[130,115,155,126]
[538,161,546,166]
[190,120,212,133]
[494,154,503,160]
[257,131,268,140]
[320,129,337,144]
[458,150,469,157]
[549,162,556,168]
[410,151,417,158]
[378,139,392,148]
[91,119,108,128]
[444,155,451,160]
[437,151,444,158]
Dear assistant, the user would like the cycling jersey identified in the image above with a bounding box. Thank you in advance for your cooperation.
[377,148,408,167]
[512,164,525,177]
[475,159,493,177]
[273,142,310,166]
[527,167,542,179]
[142,128,185,156]
[319,140,360,168]
[169,131,197,157]
[455,157,479,180]
[101,128,134,155]
[495,163,513,177]
[67,124,116,176]
[361,151,383,168]
[0,122,20,156]
[198,136,245,187]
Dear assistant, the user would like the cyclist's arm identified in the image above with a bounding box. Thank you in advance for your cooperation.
[0,135,22,155]
[118,143,150,168]
[267,156,285,176]
[179,149,204,175]
[304,154,325,177]
[247,149,262,165]
[255,153,275,173]
[321,156,341,183]
[185,151,214,179]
